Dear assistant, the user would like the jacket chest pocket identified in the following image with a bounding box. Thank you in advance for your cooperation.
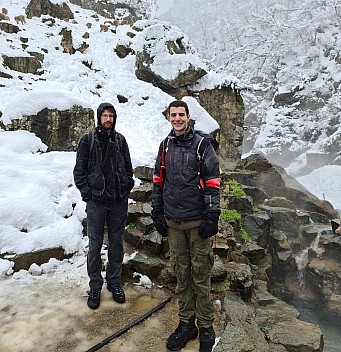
[181,151,199,179]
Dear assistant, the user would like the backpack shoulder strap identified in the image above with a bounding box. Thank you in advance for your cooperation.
[87,128,96,169]
[195,130,219,152]
[159,136,169,189]
[196,136,210,162]
[115,131,124,150]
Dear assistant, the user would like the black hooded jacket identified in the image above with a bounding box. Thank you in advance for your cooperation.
[73,102,134,203]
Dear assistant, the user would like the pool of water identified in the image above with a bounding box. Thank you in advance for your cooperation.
[291,300,341,352]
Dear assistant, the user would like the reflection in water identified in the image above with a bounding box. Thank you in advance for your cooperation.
[132,295,162,313]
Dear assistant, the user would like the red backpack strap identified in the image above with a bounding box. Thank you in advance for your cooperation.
[160,137,169,189]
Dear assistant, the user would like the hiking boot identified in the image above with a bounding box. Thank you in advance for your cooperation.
[107,284,126,303]
[166,321,198,351]
[199,326,216,352]
[87,288,101,309]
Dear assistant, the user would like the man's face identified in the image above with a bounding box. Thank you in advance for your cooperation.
[168,106,190,136]
[100,109,115,130]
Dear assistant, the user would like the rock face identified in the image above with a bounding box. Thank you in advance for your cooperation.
[133,21,207,93]
[26,0,74,20]
[221,154,341,317]
[0,22,19,34]
[214,290,324,352]
[237,153,338,220]
[193,86,245,170]
[60,28,75,54]
[1,106,94,151]
[122,20,245,170]
[2,55,42,74]
[69,0,141,23]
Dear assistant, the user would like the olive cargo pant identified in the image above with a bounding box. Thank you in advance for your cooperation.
[168,226,214,329]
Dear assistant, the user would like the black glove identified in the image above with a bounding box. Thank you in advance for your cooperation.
[199,212,220,239]
[151,211,168,237]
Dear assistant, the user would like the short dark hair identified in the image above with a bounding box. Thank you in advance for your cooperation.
[167,100,189,115]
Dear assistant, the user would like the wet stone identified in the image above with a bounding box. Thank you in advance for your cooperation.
[124,227,144,249]
[136,216,154,234]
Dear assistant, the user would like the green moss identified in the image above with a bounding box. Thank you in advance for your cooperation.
[224,280,231,289]
[220,209,241,223]
[227,179,246,197]
[240,228,251,243]
[220,209,251,242]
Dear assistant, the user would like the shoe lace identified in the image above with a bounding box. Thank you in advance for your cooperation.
[88,288,101,298]
[112,285,124,296]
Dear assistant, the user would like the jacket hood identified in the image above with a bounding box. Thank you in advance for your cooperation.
[96,102,117,128]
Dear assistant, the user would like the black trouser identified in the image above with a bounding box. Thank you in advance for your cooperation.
[86,197,128,290]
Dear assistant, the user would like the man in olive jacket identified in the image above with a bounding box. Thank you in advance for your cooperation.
[152,100,220,352]
[74,102,134,309]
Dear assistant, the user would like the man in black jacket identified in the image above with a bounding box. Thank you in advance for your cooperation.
[74,102,134,309]
[152,100,220,352]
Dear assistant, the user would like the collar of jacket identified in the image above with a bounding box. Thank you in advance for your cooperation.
[96,126,116,138]
[169,126,194,142]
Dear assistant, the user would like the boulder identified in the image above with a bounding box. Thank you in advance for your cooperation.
[69,0,140,23]
[242,241,266,264]
[0,22,19,33]
[214,292,270,352]
[133,165,153,181]
[211,255,227,282]
[128,251,166,281]
[133,21,207,93]
[2,247,72,271]
[225,262,253,301]
[221,194,253,214]
[194,86,245,170]
[244,211,271,249]
[2,55,42,74]
[239,154,339,220]
[26,0,74,20]
[242,185,267,205]
[260,205,300,238]
[255,291,324,352]
[1,105,94,151]
[60,28,75,54]
[129,183,153,202]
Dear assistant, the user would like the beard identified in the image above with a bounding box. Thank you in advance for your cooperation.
[102,121,113,130]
